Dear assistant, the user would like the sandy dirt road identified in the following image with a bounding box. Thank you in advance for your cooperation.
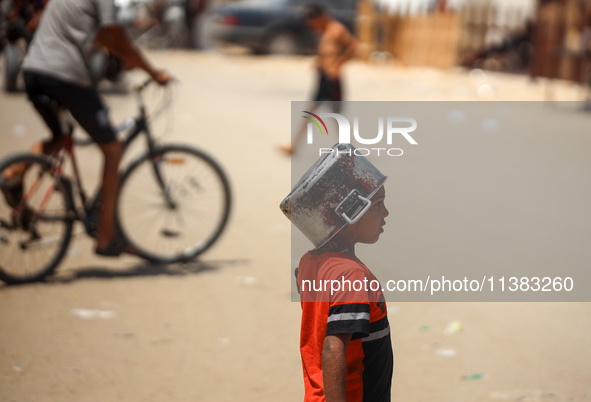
[0,51,590,401]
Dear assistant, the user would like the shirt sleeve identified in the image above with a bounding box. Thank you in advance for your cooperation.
[325,264,372,338]
[326,302,370,338]
[96,0,118,27]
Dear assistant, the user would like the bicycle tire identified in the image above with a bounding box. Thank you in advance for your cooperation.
[0,153,75,283]
[117,144,231,263]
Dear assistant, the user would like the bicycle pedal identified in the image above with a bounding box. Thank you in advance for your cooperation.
[0,178,24,209]
[18,229,43,251]
[160,229,180,238]
[0,218,15,230]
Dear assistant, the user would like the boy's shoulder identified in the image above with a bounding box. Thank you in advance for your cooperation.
[299,251,369,279]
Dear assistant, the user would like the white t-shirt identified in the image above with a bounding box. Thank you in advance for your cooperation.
[23,0,118,87]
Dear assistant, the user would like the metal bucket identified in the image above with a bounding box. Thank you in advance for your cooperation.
[280,143,387,248]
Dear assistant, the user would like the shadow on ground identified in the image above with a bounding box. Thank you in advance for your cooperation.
[0,258,249,288]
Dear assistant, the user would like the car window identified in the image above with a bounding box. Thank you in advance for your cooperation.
[289,0,358,12]
[326,0,359,12]
[242,0,290,6]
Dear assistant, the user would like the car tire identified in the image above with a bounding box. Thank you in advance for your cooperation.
[265,31,299,55]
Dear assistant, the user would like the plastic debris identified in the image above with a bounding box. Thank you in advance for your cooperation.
[436,349,457,358]
[40,236,59,246]
[68,246,80,258]
[489,389,557,400]
[216,337,230,345]
[444,321,463,335]
[419,324,432,332]
[387,306,401,315]
[462,373,486,381]
[12,366,23,373]
[113,333,135,339]
[71,309,116,319]
[235,276,258,286]
[12,125,26,138]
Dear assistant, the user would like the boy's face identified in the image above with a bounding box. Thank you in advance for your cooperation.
[349,186,389,244]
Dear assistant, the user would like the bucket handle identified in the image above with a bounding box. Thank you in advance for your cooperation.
[336,190,372,225]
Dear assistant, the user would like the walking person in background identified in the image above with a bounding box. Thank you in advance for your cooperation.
[280,3,357,156]
[2,0,46,45]
[0,0,170,256]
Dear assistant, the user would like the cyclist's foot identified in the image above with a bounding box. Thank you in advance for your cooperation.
[278,144,293,156]
[95,237,138,257]
[2,161,27,180]
[0,173,24,209]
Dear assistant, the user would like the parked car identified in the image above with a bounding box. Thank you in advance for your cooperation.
[207,0,359,55]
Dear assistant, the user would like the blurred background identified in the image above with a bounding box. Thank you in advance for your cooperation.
[1,0,590,401]
[1,0,591,95]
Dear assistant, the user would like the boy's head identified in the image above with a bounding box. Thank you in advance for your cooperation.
[280,144,387,250]
[329,185,388,249]
[303,3,329,32]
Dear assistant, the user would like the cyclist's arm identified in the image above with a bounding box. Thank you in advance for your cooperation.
[94,25,169,85]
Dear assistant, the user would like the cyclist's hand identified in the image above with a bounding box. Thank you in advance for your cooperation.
[152,70,172,86]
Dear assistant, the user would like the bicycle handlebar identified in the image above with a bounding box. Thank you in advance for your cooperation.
[136,77,154,93]
[135,76,178,93]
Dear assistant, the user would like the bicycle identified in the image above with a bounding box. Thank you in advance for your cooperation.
[0,78,232,284]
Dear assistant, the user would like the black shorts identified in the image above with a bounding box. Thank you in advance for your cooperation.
[313,71,342,113]
[23,71,116,144]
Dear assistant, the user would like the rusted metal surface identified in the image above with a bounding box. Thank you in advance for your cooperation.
[280,144,387,248]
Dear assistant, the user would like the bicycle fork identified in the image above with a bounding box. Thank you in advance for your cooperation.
[149,153,178,210]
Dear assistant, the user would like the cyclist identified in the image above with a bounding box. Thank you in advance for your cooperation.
[0,0,170,256]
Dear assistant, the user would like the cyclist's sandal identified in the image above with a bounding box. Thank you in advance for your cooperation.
[95,237,138,257]
[0,173,24,209]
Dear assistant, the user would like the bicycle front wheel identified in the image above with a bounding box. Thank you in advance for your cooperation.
[117,144,231,263]
[0,153,74,284]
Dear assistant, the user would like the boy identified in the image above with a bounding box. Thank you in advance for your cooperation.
[280,144,393,401]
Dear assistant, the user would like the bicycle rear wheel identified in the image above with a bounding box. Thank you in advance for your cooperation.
[0,153,74,284]
[117,144,231,263]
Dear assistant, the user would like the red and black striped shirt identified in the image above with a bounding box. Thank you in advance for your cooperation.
[297,252,393,402]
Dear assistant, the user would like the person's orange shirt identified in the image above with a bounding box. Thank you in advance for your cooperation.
[297,252,393,402]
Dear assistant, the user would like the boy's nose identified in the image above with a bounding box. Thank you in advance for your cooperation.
[382,205,389,218]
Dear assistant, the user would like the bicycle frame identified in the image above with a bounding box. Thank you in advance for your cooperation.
[21,78,167,230]
[1,77,231,277]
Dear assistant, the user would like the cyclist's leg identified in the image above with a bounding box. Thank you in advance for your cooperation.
[52,80,127,254]
[95,141,123,251]
[0,72,66,206]
[24,72,68,156]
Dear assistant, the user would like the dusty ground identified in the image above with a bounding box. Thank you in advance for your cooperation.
[0,51,590,401]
